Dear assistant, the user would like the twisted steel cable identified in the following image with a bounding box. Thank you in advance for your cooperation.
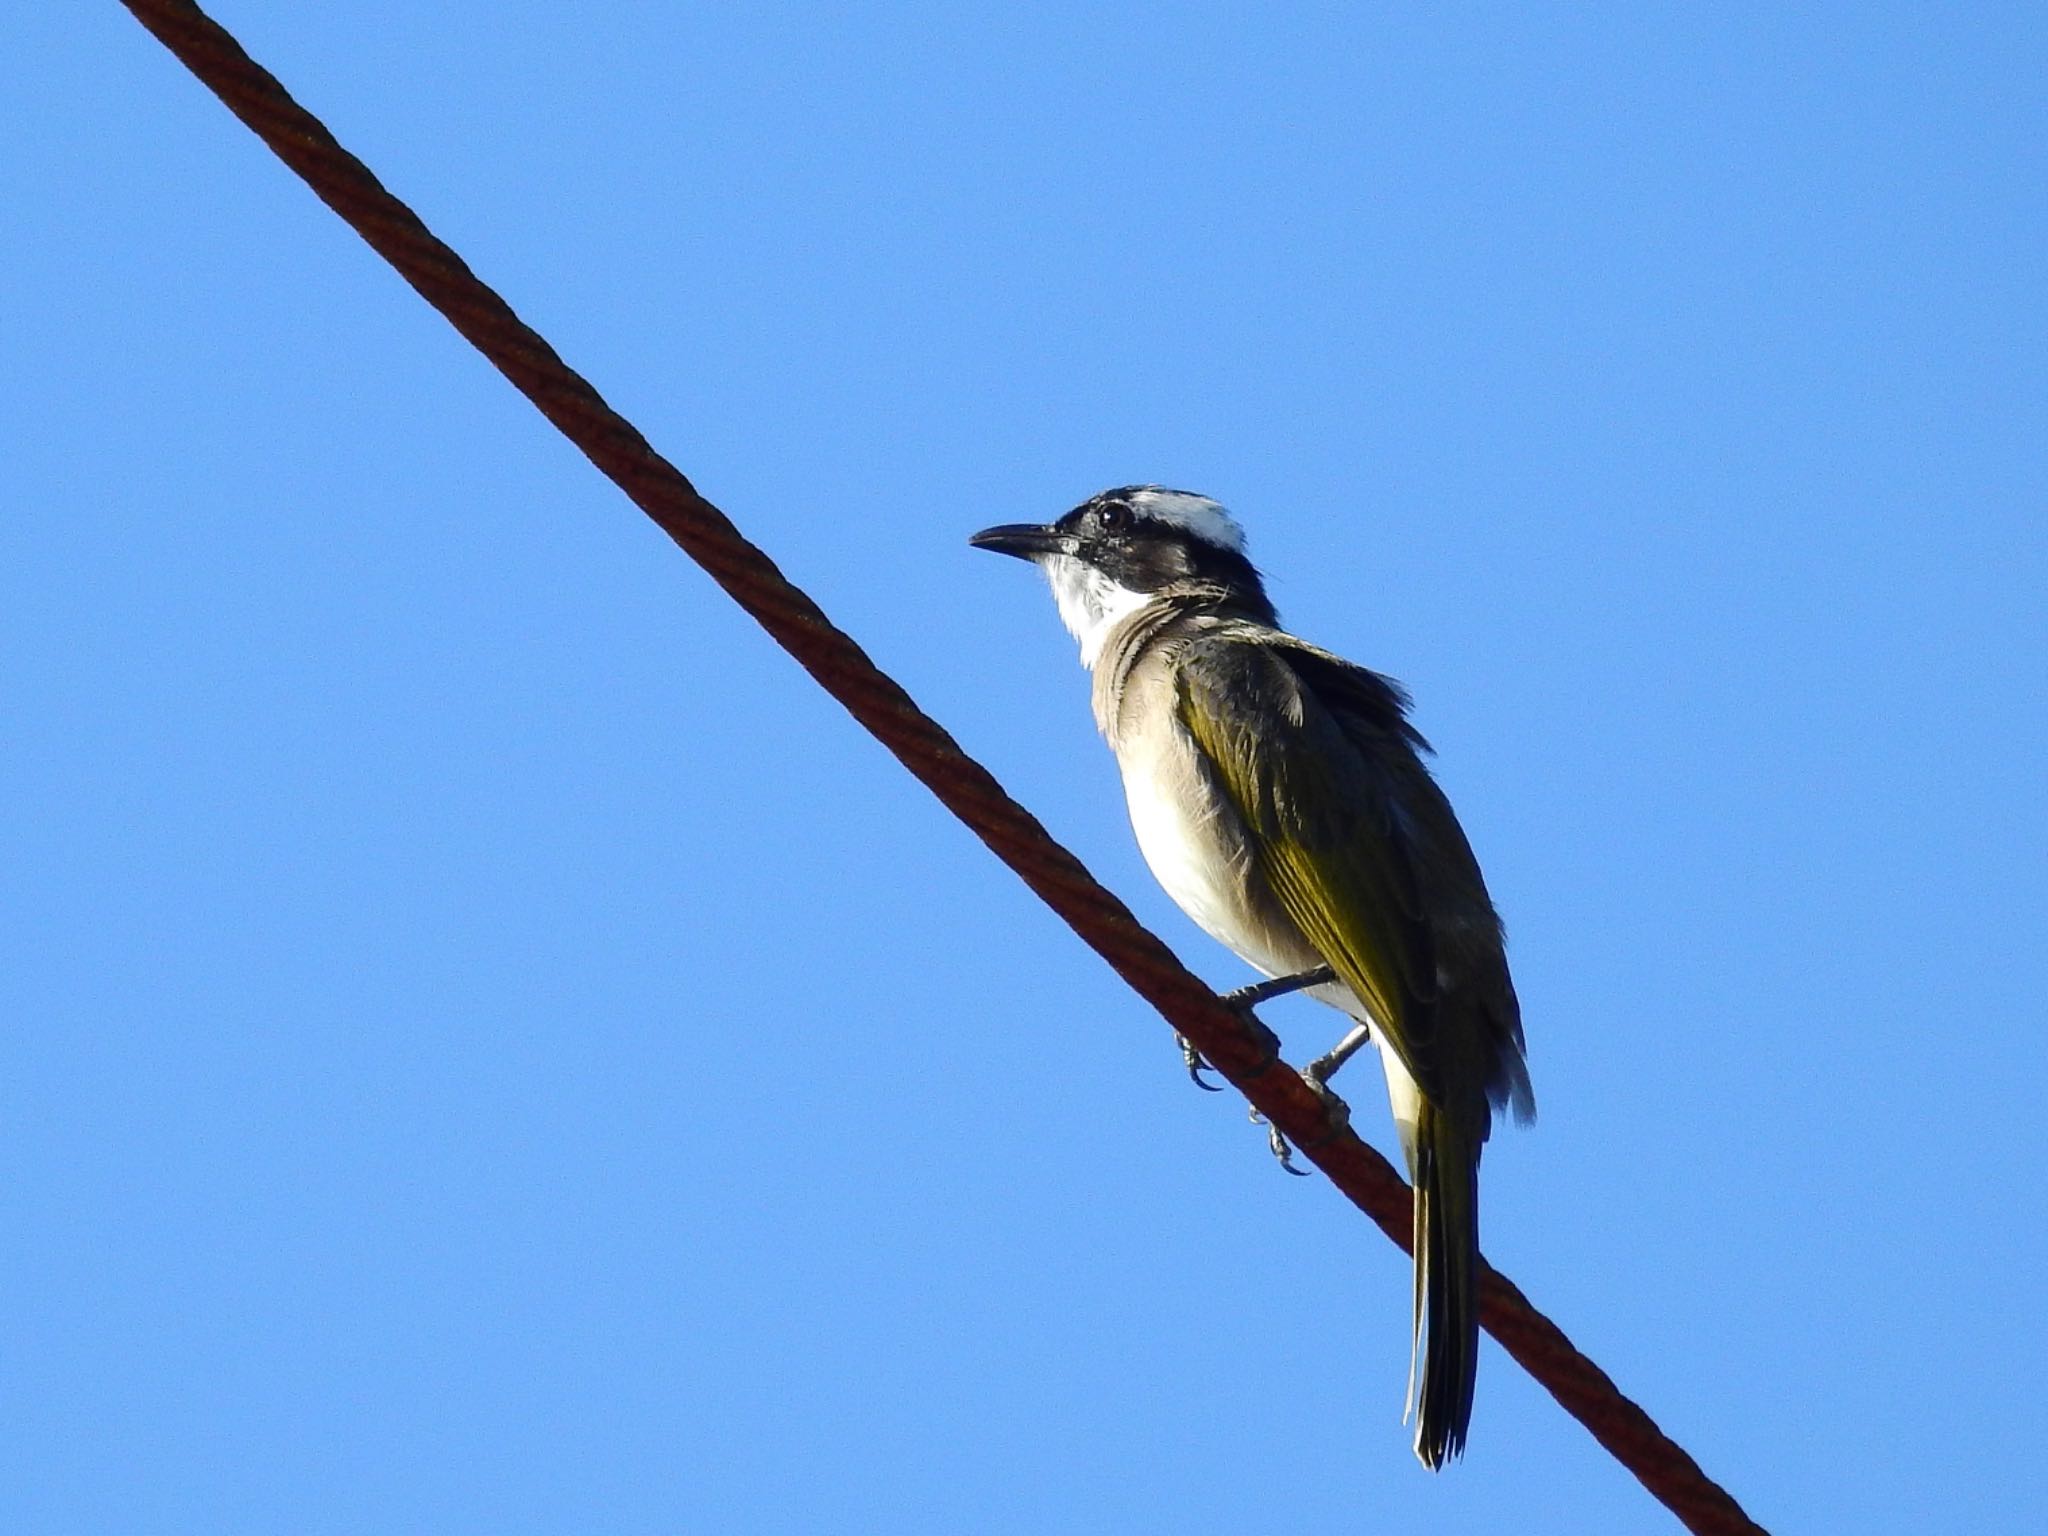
[116,4,1769,1531]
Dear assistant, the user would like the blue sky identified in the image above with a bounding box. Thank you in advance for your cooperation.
[7,4,2044,1532]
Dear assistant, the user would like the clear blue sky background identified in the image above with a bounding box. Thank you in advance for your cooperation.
[7,5,2044,1533]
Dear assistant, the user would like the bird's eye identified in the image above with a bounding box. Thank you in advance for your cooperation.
[1098,501,1132,533]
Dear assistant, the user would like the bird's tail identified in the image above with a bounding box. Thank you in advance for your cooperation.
[1409,1101,1480,1469]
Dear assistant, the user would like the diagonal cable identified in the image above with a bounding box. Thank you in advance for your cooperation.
[114,4,1769,1532]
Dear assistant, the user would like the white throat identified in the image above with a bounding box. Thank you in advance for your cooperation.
[1044,554,1153,669]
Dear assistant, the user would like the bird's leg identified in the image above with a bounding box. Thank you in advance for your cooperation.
[1219,964,1336,1013]
[1254,1030,1366,1176]
[1304,1022,1374,1092]
[1211,965,1338,1175]
[1176,966,1333,1091]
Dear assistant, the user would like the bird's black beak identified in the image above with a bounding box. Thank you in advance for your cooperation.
[969,522,1071,562]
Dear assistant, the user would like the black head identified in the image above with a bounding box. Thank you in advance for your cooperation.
[970,487,1274,663]
[971,485,1267,600]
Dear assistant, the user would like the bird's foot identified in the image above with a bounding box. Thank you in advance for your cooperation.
[1198,966,1328,1086]
[1183,966,1342,1173]
[1299,1063,1353,1129]
[1250,1106,1314,1176]
[1253,1065,1353,1177]
[1301,1038,1357,1135]
[1175,1033,1224,1092]
[1175,1019,1284,1086]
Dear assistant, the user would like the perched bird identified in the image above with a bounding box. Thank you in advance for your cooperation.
[971,487,1534,1467]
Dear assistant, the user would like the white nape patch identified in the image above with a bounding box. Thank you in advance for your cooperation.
[1127,488,1247,555]
[1044,553,1153,668]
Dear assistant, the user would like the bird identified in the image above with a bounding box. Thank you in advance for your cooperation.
[970,486,1534,1467]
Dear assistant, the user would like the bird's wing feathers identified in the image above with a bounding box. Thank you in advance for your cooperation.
[1281,639,1503,936]
[1172,630,1447,1103]
[1169,620,1525,1467]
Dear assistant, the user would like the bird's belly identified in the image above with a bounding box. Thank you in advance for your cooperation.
[1117,735,1318,981]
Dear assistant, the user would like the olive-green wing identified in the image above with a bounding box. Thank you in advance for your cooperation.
[1279,635,1536,1127]
[1173,633,1444,1103]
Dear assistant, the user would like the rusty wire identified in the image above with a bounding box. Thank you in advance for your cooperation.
[116,3,1770,1531]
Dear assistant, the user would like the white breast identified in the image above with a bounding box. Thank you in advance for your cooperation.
[1116,719,1305,979]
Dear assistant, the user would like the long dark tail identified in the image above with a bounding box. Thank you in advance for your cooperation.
[1410,1101,1480,1469]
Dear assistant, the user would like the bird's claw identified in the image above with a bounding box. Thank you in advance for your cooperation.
[1177,1005,1283,1089]
[1250,1106,1313,1176]
[1251,1063,1353,1178]
[1176,1033,1224,1091]
[1187,965,1346,1171]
